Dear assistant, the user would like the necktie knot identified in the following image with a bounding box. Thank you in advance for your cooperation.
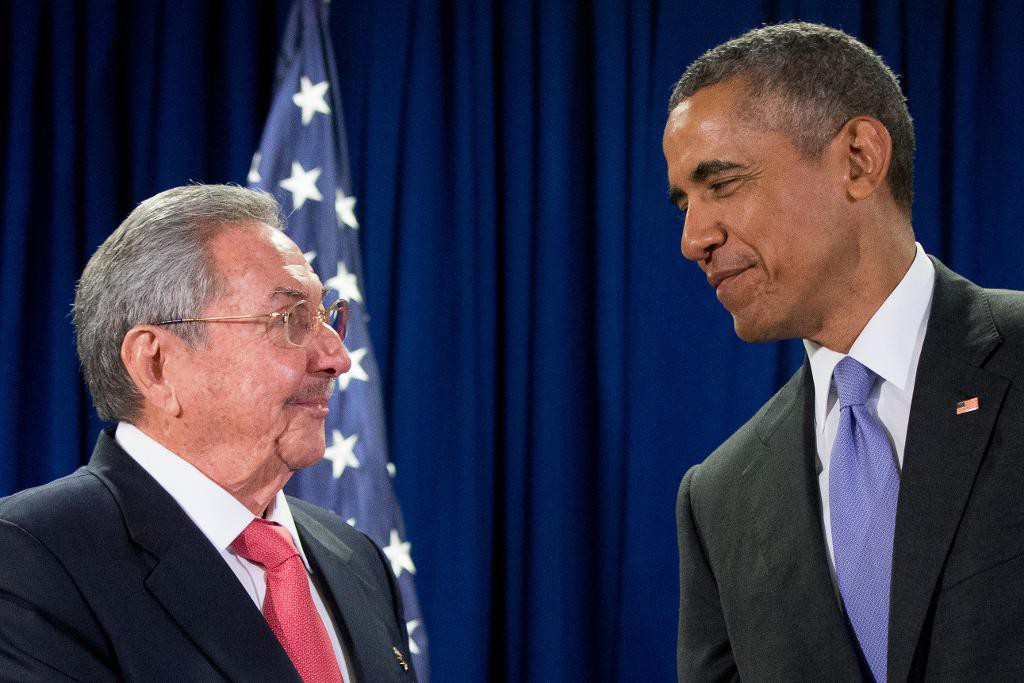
[230,518,299,571]
[833,356,876,409]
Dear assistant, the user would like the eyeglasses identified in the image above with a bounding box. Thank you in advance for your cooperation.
[155,299,349,348]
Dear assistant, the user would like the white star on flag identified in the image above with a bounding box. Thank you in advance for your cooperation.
[303,250,317,265]
[324,259,363,303]
[335,188,359,229]
[383,529,416,577]
[407,619,422,655]
[279,161,323,210]
[338,347,369,391]
[247,152,262,184]
[291,76,331,125]
[323,429,360,479]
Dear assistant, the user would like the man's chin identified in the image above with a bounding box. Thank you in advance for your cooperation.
[282,448,327,472]
[731,312,782,344]
[277,427,327,472]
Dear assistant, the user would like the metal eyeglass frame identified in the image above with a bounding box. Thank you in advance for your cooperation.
[154,299,349,347]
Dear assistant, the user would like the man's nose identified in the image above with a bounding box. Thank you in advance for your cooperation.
[680,204,726,263]
[308,324,351,376]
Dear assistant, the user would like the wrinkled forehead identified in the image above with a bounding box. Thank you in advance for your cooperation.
[210,223,324,303]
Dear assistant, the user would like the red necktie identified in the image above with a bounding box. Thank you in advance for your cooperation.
[230,519,345,683]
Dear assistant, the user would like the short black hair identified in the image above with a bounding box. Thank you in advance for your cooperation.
[669,22,914,215]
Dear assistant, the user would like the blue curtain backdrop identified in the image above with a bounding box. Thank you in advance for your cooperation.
[2,1,1023,680]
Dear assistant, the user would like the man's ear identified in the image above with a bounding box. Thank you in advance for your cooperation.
[841,116,893,202]
[121,326,182,417]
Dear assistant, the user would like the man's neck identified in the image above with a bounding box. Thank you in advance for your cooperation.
[129,418,288,516]
[811,237,917,353]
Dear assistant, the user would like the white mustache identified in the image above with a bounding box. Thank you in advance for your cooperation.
[287,378,336,404]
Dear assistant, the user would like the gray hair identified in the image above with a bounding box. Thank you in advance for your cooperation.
[668,22,914,215]
[73,184,285,422]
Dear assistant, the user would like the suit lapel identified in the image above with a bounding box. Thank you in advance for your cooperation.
[887,261,1008,681]
[88,432,301,682]
[144,532,301,682]
[744,365,863,674]
[293,505,409,682]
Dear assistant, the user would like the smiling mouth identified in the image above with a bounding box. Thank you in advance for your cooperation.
[288,400,330,418]
[292,398,330,407]
[707,266,751,290]
[287,379,336,405]
[285,379,336,417]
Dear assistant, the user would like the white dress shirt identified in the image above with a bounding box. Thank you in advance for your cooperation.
[115,422,354,682]
[803,243,935,581]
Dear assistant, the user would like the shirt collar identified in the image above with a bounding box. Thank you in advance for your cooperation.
[803,243,935,430]
[115,422,313,571]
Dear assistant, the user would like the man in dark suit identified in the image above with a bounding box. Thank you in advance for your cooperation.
[664,23,1024,681]
[0,185,416,681]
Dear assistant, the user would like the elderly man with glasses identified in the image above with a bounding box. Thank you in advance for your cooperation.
[0,185,415,682]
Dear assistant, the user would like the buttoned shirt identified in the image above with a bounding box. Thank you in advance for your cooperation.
[803,243,935,580]
[115,422,354,681]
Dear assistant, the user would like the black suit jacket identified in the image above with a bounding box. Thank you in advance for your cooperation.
[677,260,1024,681]
[0,429,416,682]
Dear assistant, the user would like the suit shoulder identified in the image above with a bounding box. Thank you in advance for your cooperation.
[0,472,118,671]
[692,375,800,488]
[0,468,114,532]
[682,367,807,526]
[977,287,1024,380]
[682,414,762,525]
[985,287,1024,337]
[702,410,764,475]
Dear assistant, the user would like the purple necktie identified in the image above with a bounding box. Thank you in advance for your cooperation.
[829,357,900,682]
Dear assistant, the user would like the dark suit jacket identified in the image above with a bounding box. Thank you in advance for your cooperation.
[677,260,1024,681]
[0,429,416,682]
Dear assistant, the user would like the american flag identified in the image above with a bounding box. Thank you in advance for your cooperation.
[247,0,428,677]
[955,397,980,415]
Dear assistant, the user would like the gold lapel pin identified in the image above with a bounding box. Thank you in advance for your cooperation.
[956,397,980,415]
[392,645,409,671]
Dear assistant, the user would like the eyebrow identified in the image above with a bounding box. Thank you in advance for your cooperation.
[270,286,330,301]
[668,186,687,206]
[690,159,745,183]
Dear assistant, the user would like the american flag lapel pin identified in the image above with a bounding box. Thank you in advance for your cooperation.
[956,396,980,415]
